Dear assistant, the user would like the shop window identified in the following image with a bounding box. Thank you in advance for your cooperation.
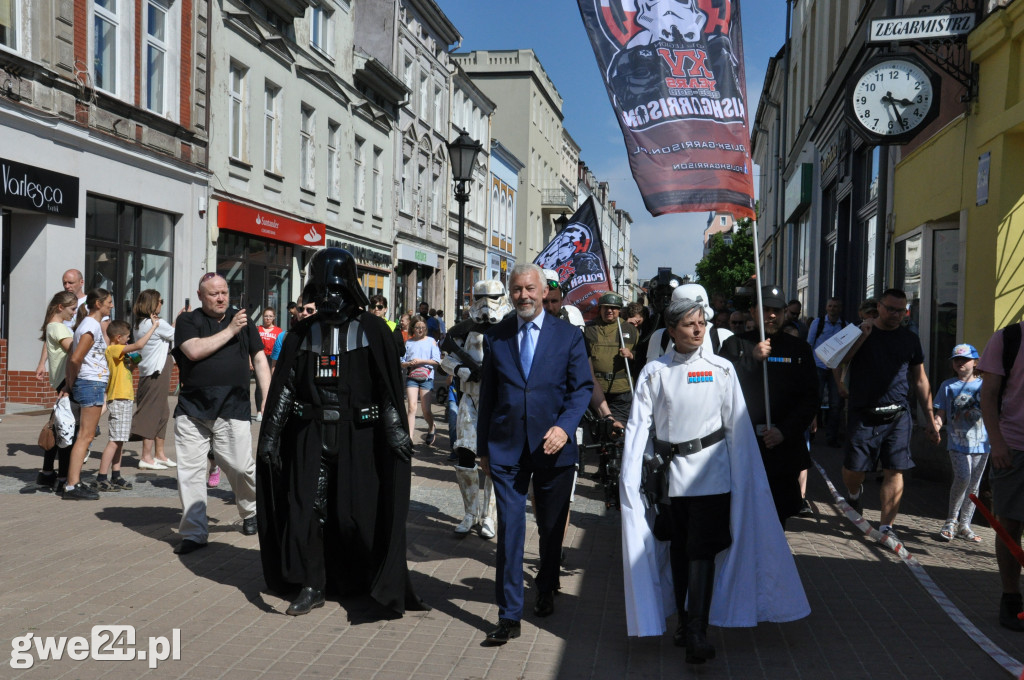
[863,215,876,300]
[215,231,293,320]
[930,230,960,381]
[360,272,385,299]
[86,195,176,324]
[0,0,18,51]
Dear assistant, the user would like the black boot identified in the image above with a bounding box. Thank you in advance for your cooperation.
[286,587,325,616]
[1000,593,1024,631]
[672,564,689,647]
[685,560,716,664]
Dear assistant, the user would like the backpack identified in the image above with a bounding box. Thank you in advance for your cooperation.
[999,322,1022,414]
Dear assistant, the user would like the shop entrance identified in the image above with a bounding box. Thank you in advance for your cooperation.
[217,231,293,322]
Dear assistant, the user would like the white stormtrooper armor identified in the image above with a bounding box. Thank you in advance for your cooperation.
[440,280,512,538]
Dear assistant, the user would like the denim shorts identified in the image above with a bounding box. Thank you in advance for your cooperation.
[844,409,914,472]
[72,379,107,408]
[406,378,434,391]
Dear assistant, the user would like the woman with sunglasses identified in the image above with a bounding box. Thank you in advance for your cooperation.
[402,316,441,446]
[130,290,182,470]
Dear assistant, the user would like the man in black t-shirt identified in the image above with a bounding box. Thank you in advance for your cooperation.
[171,273,270,555]
[836,289,940,541]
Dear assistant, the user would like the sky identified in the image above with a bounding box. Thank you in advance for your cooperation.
[435,0,787,281]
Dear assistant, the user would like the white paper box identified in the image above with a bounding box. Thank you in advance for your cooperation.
[814,323,863,368]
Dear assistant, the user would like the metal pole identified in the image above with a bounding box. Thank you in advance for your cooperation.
[455,182,467,321]
[751,219,772,429]
[616,318,635,393]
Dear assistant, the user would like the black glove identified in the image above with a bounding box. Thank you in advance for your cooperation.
[382,403,413,462]
[257,374,296,468]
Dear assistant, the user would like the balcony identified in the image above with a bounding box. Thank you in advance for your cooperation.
[541,185,575,212]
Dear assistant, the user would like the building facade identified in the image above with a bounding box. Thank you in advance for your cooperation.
[0,0,209,411]
[487,140,522,288]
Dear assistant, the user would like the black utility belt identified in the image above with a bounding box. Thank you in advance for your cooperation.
[652,427,726,457]
[293,402,379,424]
[596,371,626,381]
[859,404,904,425]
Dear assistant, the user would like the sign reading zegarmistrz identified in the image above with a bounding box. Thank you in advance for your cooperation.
[868,13,976,43]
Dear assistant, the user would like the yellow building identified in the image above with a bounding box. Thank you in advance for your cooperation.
[893,1,1024,371]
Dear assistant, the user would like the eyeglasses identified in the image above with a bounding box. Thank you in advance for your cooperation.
[879,302,905,314]
[159,299,164,304]
[302,306,316,314]
[373,304,386,310]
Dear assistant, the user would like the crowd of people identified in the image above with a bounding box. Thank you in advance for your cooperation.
[28,257,1024,656]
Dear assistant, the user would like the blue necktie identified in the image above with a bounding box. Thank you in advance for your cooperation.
[520,322,535,378]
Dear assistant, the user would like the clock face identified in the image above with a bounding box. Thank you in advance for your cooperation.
[850,58,936,138]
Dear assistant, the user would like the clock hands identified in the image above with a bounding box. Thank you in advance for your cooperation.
[880,92,907,129]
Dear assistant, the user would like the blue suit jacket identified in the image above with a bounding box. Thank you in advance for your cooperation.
[477,311,594,468]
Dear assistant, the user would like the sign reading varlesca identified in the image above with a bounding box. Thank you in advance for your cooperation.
[0,157,79,217]
[217,201,325,246]
[868,13,976,43]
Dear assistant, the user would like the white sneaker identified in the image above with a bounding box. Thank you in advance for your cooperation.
[255,413,263,422]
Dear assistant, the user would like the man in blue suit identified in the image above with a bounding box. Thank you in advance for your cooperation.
[477,263,594,645]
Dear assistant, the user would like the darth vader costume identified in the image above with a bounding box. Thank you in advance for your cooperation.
[256,248,425,616]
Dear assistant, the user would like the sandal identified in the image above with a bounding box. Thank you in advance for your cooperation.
[938,523,955,542]
[956,526,982,542]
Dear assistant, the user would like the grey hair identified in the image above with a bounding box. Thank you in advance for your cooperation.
[665,297,707,328]
[510,263,545,285]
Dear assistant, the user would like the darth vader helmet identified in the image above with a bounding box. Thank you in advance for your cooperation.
[302,248,369,320]
[648,269,686,314]
[470,280,512,324]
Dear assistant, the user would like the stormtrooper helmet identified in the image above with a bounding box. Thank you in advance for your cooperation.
[672,283,713,321]
[470,280,512,324]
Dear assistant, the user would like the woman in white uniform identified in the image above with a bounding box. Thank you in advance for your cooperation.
[619,296,809,663]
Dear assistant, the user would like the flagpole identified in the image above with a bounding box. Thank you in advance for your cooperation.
[750,219,771,429]
[616,318,635,393]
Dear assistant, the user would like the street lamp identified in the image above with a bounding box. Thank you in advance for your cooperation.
[613,262,624,295]
[447,128,482,320]
[554,211,569,231]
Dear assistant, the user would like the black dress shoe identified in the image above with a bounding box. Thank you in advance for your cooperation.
[534,591,555,617]
[241,516,258,535]
[483,618,521,645]
[286,587,325,616]
[175,539,208,555]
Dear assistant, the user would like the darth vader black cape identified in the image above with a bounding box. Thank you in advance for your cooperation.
[255,311,423,614]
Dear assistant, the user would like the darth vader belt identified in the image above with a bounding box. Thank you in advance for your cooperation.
[651,427,725,457]
[292,402,379,424]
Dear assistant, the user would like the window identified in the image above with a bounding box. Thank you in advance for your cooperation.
[310,5,332,56]
[418,74,428,120]
[372,147,383,216]
[403,56,414,93]
[263,83,280,172]
[720,216,726,225]
[229,63,246,160]
[93,0,120,94]
[86,195,176,324]
[300,104,315,190]
[353,135,365,209]
[0,0,17,50]
[401,155,412,212]
[431,172,440,224]
[327,121,340,200]
[434,86,443,128]
[144,0,169,114]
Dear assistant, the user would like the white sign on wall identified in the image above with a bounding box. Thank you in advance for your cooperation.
[868,13,976,43]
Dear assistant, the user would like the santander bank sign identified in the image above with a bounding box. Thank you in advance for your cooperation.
[218,201,325,246]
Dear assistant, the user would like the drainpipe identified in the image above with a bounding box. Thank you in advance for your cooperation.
[777,0,792,284]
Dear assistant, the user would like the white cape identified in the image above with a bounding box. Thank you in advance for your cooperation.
[619,350,810,636]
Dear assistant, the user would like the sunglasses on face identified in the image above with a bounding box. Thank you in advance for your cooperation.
[373,304,386,310]
[302,306,316,314]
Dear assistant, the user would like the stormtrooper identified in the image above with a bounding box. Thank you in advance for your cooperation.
[645,282,732,364]
[256,248,425,617]
[440,280,513,539]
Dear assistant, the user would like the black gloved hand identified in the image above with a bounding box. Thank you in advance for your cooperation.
[382,403,413,462]
[257,436,281,468]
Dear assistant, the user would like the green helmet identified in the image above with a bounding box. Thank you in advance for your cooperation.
[598,292,624,308]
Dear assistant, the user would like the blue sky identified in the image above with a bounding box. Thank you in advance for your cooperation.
[435,0,786,282]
